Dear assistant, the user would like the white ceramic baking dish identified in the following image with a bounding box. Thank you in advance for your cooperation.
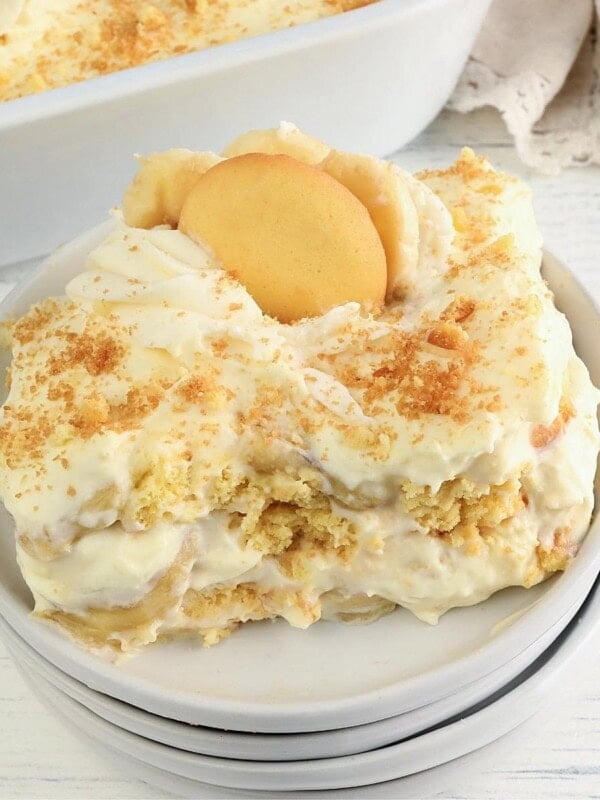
[0,0,491,267]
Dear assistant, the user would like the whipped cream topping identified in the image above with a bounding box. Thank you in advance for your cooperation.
[0,0,24,35]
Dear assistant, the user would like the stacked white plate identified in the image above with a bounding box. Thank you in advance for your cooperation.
[0,231,599,797]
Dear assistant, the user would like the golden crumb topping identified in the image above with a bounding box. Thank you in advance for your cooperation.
[312,314,493,426]
[530,399,575,449]
[47,332,125,377]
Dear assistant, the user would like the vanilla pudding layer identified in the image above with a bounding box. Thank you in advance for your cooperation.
[1,149,598,651]
[0,0,375,102]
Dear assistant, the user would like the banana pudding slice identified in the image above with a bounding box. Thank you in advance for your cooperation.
[0,125,598,653]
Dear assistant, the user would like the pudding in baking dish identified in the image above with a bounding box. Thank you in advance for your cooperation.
[0,124,598,654]
[0,0,377,102]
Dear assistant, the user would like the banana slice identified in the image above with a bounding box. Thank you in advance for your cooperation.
[179,153,387,322]
[223,123,330,167]
[123,149,223,229]
[320,151,420,300]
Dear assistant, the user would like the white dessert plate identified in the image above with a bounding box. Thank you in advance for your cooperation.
[0,229,598,733]
[0,565,594,763]
[10,576,600,792]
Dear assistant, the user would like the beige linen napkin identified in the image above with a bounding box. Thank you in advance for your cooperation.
[448,0,600,173]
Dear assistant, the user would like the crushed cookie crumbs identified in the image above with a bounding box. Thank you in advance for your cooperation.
[48,332,126,377]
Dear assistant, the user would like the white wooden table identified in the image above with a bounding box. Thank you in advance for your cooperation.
[1,107,599,799]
